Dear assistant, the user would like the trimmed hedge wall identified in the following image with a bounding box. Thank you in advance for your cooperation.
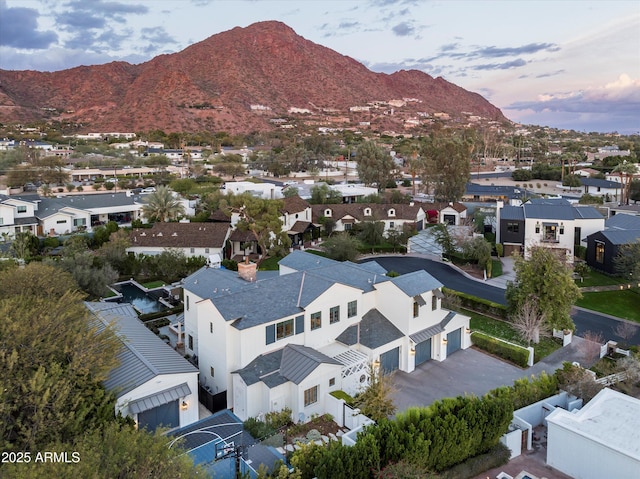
[138,305,184,322]
[471,331,529,368]
[442,288,507,319]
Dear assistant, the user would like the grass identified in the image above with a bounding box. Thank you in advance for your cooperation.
[465,308,562,362]
[490,259,503,278]
[258,255,284,271]
[142,280,165,289]
[574,269,628,288]
[576,288,640,323]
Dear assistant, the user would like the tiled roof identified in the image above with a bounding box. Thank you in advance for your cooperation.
[311,203,422,222]
[229,228,258,242]
[86,301,197,397]
[336,308,404,349]
[129,222,230,249]
[281,195,311,214]
[389,270,442,296]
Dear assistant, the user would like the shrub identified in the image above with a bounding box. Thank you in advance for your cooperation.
[574,245,587,260]
[495,243,504,258]
[221,259,238,271]
[512,169,532,181]
[442,288,507,319]
[437,443,510,479]
[471,332,529,367]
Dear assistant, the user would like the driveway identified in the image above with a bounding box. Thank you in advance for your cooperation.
[391,337,593,412]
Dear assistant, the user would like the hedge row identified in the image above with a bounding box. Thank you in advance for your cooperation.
[358,244,407,254]
[442,288,507,319]
[138,305,184,322]
[471,332,529,368]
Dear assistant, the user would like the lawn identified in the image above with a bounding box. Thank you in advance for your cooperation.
[142,280,165,289]
[576,289,640,323]
[258,255,283,271]
[490,259,502,278]
[574,269,627,288]
[465,308,561,362]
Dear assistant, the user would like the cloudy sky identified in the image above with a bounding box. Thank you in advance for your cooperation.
[1,0,639,134]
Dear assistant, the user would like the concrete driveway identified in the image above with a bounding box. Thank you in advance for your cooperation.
[391,337,592,412]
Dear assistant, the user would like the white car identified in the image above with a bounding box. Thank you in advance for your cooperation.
[140,187,156,194]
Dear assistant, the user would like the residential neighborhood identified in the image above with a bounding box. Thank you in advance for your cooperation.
[1,126,639,479]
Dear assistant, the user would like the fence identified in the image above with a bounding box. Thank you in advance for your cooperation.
[595,371,628,386]
[599,340,631,359]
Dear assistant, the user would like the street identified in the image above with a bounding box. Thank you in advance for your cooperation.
[362,255,640,346]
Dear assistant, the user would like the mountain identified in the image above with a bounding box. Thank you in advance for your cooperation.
[0,21,508,134]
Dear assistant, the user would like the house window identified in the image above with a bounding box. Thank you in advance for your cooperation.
[344,223,352,231]
[347,300,357,318]
[324,209,332,217]
[304,385,318,407]
[543,225,557,242]
[205,248,210,254]
[389,221,395,228]
[413,301,419,318]
[188,335,193,350]
[388,209,396,217]
[507,222,519,233]
[329,378,335,387]
[559,225,564,235]
[210,366,215,377]
[17,206,27,214]
[311,312,322,330]
[432,294,438,311]
[210,322,213,333]
[329,306,340,324]
[190,247,195,254]
[0,218,3,225]
[276,319,294,340]
[595,241,605,264]
[57,219,67,224]
[73,218,86,227]
[186,295,189,311]
[574,227,582,245]
[364,208,371,216]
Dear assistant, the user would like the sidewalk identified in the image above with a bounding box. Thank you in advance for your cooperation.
[485,255,516,289]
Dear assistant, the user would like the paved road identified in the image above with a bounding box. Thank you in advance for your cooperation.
[363,255,640,346]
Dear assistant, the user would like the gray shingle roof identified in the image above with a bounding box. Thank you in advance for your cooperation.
[389,270,442,296]
[353,260,387,275]
[336,308,404,349]
[308,262,389,292]
[278,250,337,271]
[580,177,621,188]
[86,301,197,397]
[233,344,340,387]
[36,192,143,214]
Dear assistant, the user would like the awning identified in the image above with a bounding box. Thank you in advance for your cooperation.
[128,382,191,414]
[413,295,426,306]
[410,324,444,343]
[433,289,445,299]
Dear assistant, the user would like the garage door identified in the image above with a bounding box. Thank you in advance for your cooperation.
[138,400,179,431]
[447,328,462,355]
[415,338,432,366]
[380,347,400,374]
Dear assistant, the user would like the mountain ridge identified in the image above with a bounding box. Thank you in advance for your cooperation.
[0,21,509,134]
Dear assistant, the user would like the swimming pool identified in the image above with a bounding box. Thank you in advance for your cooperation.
[111,282,169,314]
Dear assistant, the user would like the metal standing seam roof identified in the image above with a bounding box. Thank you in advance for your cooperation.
[409,311,457,343]
[606,214,640,230]
[500,205,525,221]
[86,301,198,397]
[599,229,640,245]
[336,308,404,349]
[128,382,191,414]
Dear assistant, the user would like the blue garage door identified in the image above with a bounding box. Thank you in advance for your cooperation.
[138,400,179,431]
[415,338,432,366]
[380,347,400,374]
[447,328,462,355]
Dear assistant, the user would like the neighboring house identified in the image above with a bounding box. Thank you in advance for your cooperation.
[586,213,640,274]
[610,205,640,216]
[546,388,640,479]
[311,203,427,234]
[181,250,470,422]
[579,177,621,200]
[496,198,605,261]
[222,181,283,200]
[127,222,230,259]
[0,195,39,239]
[86,301,199,431]
[463,183,529,203]
[436,202,468,226]
[279,196,318,246]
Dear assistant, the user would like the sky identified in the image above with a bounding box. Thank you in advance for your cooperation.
[1,0,639,134]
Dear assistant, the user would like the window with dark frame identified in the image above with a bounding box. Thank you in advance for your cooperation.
[276,319,294,340]
[507,222,519,233]
[329,306,340,324]
[304,385,318,406]
[347,300,357,318]
[595,241,605,263]
[311,312,322,330]
[413,301,419,317]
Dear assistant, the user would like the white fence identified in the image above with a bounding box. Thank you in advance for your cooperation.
[599,340,631,359]
[595,371,628,386]
[325,393,373,430]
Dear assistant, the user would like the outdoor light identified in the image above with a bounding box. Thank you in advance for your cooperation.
[410,346,416,356]
[373,358,380,368]
[442,338,448,345]
[465,327,471,334]
[181,400,188,410]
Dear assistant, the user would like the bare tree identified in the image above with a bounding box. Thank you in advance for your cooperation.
[511,296,549,344]
[614,322,639,345]
[580,331,604,365]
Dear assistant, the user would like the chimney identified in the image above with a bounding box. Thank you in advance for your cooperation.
[237,257,257,282]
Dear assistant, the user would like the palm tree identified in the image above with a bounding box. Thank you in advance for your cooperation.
[142,185,185,222]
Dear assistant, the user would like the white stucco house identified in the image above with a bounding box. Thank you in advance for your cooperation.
[546,388,640,479]
[182,250,470,422]
[496,198,605,261]
[86,301,199,431]
[127,221,230,259]
[0,195,39,239]
[222,181,283,200]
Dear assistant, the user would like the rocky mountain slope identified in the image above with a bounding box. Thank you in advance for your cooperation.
[0,21,508,134]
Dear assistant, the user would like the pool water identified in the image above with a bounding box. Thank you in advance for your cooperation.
[113,282,168,314]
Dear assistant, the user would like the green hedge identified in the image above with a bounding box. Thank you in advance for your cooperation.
[436,442,511,479]
[471,332,529,368]
[138,305,184,322]
[357,244,407,254]
[442,288,507,319]
[329,390,356,406]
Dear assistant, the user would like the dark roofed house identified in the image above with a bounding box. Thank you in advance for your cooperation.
[586,214,640,274]
[311,202,427,234]
[127,221,230,259]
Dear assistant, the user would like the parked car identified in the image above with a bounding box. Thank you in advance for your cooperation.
[140,187,156,194]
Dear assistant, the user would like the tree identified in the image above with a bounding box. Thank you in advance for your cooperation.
[506,247,581,331]
[511,296,549,344]
[141,185,185,222]
[460,236,492,269]
[431,223,456,258]
[322,233,361,262]
[232,194,291,264]
[614,240,640,281]
[419,132,472,202]
[0,264,121,451]
[9,231,40,260]
[355,363,397,422]
[357,220,385,247]
[612,160,638,205]
[355,141,395,191]
[309,184,342,204]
